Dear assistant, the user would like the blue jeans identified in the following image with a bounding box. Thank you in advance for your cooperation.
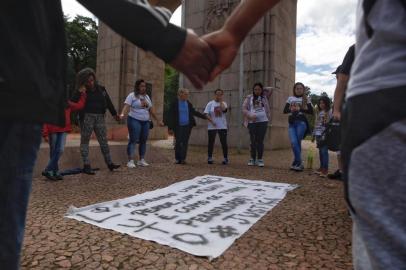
[318,144,329,169]
[127,117,150,159]
[45,132,67,172]
[0,121,42,270]
[288,120,307,166]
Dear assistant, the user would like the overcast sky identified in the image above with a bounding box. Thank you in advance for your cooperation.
[61,0,356,96]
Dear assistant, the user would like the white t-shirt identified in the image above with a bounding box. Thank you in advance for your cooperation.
[347,0,406,99]
[204,100,228,130]
[124,93,152,121]
[249,97,268,123]
[286,96,311,114]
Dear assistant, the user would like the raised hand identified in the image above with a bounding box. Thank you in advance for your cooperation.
[170,29,216,89]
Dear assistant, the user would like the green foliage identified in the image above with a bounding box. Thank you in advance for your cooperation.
[163,65,179,124]
[64,15,98,97]
[64,15,98,125]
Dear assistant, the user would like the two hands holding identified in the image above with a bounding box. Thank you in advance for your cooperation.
[171,28,240,89]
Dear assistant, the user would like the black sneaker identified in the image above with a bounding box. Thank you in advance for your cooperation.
[175,160,181,164]
[208,157,213,164]
[180,160,187,165]
[328,170,342,180]
[43,171,57,181]
[53,171,63,181]
[108,163,120,171]
[83,164,95,175]
[222,158,229,165]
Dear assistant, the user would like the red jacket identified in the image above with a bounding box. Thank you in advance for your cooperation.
[42,92,86,137]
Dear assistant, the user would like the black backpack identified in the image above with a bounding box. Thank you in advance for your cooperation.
[323,120,341,152]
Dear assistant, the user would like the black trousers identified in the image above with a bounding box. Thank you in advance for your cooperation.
[175,125,191,161]
[207,129,228,158]
[248,121,268,160]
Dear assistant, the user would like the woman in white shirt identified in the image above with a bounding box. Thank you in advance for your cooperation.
[242,83,271,167]
[120,79,163,168]
[204,89,228,164]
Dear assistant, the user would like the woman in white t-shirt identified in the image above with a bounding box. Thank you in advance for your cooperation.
[204,89,228,165]
[119,79,163,168]
[242,83,271,167]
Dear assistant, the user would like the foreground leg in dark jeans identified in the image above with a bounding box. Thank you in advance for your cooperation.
[0,121,42,270]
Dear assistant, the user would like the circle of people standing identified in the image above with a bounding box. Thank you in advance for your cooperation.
[41,67,334,181]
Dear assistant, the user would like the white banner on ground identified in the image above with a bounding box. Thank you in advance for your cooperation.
[65,175,297,259]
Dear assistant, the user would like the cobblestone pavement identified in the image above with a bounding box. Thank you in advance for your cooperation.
[22,142,352,270]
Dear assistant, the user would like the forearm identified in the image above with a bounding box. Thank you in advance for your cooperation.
[283,103,291,114]
[333,75,349,114]
[120,104,130,116]
[223,0,281,45]
[149,107,159,121]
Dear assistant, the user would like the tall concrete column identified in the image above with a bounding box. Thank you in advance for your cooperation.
[184,0,297,150]
[96,0,297,148]
[96,0,181,140]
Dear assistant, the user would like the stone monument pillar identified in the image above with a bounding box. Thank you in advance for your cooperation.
[96,0,297,148]
[183,0,297,150]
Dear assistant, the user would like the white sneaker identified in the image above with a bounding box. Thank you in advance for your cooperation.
[247,159,255,166]
[127,160,136,168]
[137,159,149,167]
[257,159,264,167]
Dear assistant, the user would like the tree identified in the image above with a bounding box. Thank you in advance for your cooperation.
[64,15,98,96]
[163,65,179,125]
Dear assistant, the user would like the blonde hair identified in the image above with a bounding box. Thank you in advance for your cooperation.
[178,88,190,96]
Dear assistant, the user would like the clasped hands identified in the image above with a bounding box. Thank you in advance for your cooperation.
[171,29,240,89]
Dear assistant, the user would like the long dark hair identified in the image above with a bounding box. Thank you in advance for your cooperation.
[252,82,264,101]
[293,82,308,108]
[317,96,331,112]
[134,79,145,96]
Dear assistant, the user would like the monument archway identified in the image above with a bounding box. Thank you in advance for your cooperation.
[96,0,297,149]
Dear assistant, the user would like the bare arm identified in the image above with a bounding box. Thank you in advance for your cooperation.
[149,107,164,126]
[120,104,131,119]
[333,74,349,120]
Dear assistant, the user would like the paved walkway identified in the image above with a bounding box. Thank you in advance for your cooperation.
[22,141,352,270]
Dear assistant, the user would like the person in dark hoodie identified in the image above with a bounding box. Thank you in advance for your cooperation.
[0,1,217,268]
[75,68,120,174]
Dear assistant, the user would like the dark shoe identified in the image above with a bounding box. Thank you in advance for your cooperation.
[53,171,63,180]
[83,164,95,175]
[175,160,181,164]
[43,171,57,181]
[208,157,213,164]
[108,163,120,171]
[180,160,187,165]
[222,158,229,165]
[328,170,342,180]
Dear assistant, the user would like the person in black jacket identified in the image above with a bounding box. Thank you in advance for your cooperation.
[0,1,216,269]
[76,68,120,174]
[166,89,213,164]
